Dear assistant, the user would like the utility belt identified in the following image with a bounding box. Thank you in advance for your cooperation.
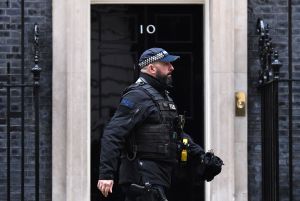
[125,141,178,162]
[124,131,189,164]
[134,143,177,156]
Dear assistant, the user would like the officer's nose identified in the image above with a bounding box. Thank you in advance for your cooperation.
[169,64,174,72]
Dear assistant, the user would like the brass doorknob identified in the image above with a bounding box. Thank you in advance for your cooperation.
[235,92,246,116]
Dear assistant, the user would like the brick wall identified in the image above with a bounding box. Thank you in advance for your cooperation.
[0,0,52,201]
[248,0,300,200]
[291,2,300,199]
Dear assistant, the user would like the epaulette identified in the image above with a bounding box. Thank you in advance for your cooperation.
[121,80,145,97]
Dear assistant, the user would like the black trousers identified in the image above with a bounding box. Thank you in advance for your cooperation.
[122,185,168,201]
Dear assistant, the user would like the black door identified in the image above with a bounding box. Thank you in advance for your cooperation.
[91,5,204,201]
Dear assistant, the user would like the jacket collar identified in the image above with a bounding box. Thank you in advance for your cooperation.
[140,72,168,93]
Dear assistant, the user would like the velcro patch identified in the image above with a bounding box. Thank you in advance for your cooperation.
[169,103,176,110]
[120,98,135,108]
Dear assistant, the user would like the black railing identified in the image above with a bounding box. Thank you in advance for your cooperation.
[257,18,281,201]
[0,23,41,201]
[257,18,298,201]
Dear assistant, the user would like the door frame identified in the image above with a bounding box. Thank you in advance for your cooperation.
[52,0,248,201]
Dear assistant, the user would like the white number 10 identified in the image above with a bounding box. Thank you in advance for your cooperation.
[140,25,156,34]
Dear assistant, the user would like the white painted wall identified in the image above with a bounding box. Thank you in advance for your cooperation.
[205,1,248,200]
[52,0,90,201]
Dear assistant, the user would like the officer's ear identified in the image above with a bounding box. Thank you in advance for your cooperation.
[148,64,157,73]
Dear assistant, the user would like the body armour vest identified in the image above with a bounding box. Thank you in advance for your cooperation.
[123,77,179,163]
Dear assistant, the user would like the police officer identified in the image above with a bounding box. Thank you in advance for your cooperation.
[97,48,205,201]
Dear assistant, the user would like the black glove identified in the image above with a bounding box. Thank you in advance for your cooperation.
[200,151,224,182]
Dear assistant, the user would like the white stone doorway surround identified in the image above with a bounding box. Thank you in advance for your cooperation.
[52,0,248,201]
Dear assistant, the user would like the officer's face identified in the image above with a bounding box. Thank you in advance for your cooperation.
[152,61,174,86]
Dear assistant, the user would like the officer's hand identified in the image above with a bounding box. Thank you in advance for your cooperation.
[97,180,114,197]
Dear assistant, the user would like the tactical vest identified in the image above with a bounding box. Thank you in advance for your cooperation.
[124,78,179,162]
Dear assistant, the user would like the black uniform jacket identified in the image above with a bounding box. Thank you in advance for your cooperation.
[99,73,204,187]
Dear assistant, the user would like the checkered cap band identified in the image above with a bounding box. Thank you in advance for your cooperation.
[138,51,168,68]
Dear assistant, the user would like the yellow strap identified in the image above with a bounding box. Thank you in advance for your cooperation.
[181,150,187,162]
